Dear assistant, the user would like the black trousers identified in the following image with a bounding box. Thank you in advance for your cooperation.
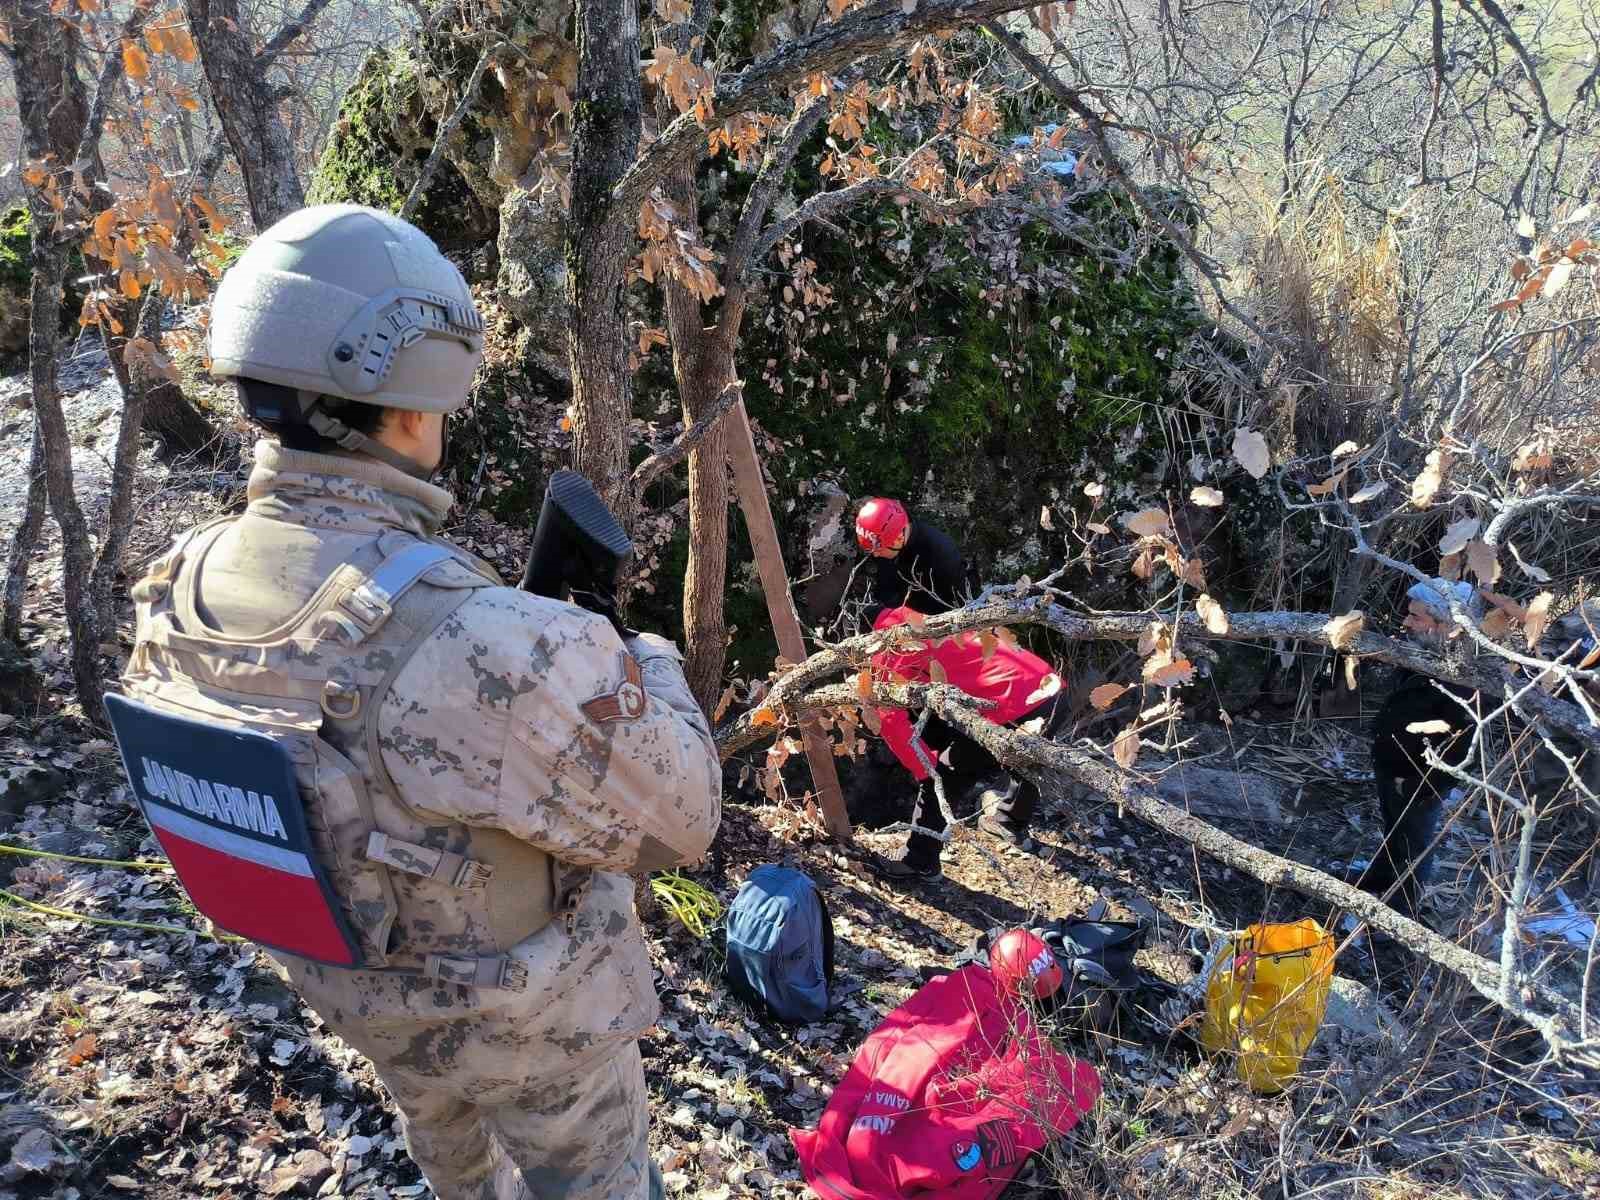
[904,693,1070,866]
[1357,771,1444,915]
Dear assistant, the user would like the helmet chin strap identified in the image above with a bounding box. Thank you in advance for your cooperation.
[306,405,435,481]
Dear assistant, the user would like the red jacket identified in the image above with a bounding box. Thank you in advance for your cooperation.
[791,964,1100,1200]
[872,607,1061,780]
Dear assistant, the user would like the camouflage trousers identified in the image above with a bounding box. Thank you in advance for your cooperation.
[374,1041,659,1200]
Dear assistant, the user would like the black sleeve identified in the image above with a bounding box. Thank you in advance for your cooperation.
[868,555,904,624]
[919,524,967,610]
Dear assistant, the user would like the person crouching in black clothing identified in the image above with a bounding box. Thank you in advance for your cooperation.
[1360,674,1476,915]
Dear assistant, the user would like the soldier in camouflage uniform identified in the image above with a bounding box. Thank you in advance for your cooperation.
[116,206,720,1199]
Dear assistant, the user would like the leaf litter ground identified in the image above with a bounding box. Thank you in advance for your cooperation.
[0,381,1595,1199]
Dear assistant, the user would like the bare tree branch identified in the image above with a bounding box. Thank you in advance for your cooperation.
[717,597,1600,754]
[399,38,498,221]
[612,0,1041,225]
[629,379,744,494]
[255,0,333,68]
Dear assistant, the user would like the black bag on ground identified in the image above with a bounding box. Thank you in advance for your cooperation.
[955,914,1172,1037]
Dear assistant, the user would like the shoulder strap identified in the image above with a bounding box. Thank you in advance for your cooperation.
[322,541,457,643]
[167,518,236,630]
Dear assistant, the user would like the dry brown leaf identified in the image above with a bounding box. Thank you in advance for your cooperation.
[1511,439,1553,473]
[1306,470,1347,497]
[1083,481,1105,498]
[1039,505,1055,531]
[1123,508,1173,537]
[1090,682,1129,710]
[1439,515,1482,556]
[1137,623,1169,657]
[1543,258,1575,297]
[1482,607,1515,640]
[1350,481,1387,504]
[1232,427,1270,478]
[66,1032,98,1065]
[1147,658,1196,688]
[1525,592,1555,650]
[1325,611,1365,650]
[1131,548,1156,581]
[1087,522,1111,535]
[713,685,736,723]
[1113,725,1140,769]
[1190,486,1224,507]
[750,706,778,728]
[1465,539,1500,585]
[978,631,999,662]
[1439,552,1463,582]
[1331,440,1361,459]
[861,706,882,735]
[122,40,149,80]
[1181,557,1207,589]
[855,670,873,701]
[1344,655,1359,690]
[1197,594,1230,634]
[1411,449,1447,508]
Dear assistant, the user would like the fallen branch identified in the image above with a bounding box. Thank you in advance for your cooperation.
[726,675,1597,1064]
[715,596,1600,754]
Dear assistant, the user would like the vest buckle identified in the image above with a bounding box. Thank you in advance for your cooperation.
[320,678,362,720]
[338,583,393,635]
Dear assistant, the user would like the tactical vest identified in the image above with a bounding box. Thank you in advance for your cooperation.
[112,519,587,992]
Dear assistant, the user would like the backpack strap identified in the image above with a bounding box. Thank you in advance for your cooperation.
[814,884,836,985]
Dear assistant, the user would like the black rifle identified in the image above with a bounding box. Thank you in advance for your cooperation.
[519,470,635,637]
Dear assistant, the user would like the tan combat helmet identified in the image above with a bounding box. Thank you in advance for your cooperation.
[209,205,485,464]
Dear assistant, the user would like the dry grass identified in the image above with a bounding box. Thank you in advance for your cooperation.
[1238,172,1407,459]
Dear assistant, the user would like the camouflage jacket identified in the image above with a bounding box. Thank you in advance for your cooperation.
[137,441,721,1079]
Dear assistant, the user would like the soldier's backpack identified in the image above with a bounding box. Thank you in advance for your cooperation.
[723,865,834,1024]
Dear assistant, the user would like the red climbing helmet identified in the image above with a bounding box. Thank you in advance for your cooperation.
[855,498,910,553]
[989,928,1064,1000]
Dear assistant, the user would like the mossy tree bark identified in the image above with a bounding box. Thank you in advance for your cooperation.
[185,0,316,229]
[566,0,642,520]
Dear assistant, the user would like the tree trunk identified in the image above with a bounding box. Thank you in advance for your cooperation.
[655,142,732,711]
[2,421,46,645]
[566,0,641,518]
[92,295,161,636]
[676,362,732,712]
[143,378,222,459]
[103,293,219,460]
[28,247,104,716]
[185,0,305,230]
[6,0,108,716]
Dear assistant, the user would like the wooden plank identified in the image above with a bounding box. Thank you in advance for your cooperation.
[725,400,853,841]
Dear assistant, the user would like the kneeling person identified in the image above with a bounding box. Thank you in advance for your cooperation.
[111,205,721,1200]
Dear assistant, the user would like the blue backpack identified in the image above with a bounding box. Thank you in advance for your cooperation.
[724,865,834,1023]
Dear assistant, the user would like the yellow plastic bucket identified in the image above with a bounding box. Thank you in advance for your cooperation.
[1199,918,1335,1093]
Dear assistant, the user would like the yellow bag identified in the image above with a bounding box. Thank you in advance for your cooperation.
[1199,918,1335,1093]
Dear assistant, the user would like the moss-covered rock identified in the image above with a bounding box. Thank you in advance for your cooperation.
[1,205,30,360]
[1,205,90,364]
[306,48,497,255]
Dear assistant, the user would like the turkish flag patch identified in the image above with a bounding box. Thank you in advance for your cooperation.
[582,653,648,724]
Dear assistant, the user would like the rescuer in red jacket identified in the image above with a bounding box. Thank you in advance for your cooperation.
[870,606,1070,881]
